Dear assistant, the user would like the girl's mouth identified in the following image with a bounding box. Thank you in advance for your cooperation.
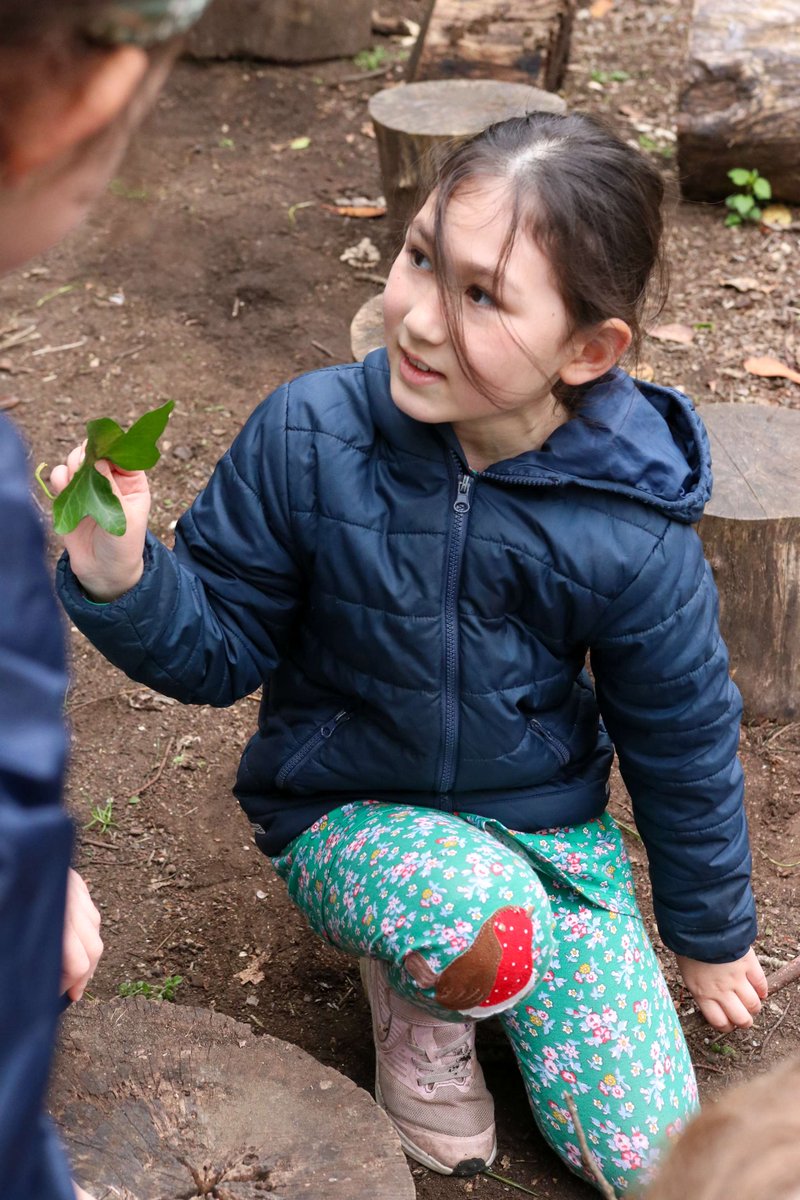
[399,349,444,385]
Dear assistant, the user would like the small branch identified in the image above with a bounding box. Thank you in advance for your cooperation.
[765,952,800,995]
[132,735,175,798]
[310,339,335,358]
[759,995,794,1057]
[563,1091,616,1200]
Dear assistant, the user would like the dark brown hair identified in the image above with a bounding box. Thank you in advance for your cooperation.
[422,111,668,412]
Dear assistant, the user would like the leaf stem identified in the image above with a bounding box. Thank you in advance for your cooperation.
[34,462,55,500]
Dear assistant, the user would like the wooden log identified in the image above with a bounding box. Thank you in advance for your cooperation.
[696,404,800,720]
[368,79,566,233]
[51,998,415,1200]
[350,293,385,361]
[185,0,373,62]
[677,0,800,202]
[407,0,576,93]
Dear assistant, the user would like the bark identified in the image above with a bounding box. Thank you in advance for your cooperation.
[696,404,800,720]
[677,0,800,202]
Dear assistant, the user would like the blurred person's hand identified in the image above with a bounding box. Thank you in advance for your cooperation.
[62,869,103,1002]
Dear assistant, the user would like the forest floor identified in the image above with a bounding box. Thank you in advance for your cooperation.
[2,0,799,1196]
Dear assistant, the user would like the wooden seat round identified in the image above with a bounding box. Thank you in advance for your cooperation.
[697,403,800,719]
[368,79,566,232]
[52,998,414,1200]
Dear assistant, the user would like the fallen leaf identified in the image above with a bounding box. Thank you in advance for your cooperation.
[234,951,269,986]
[289,136,311,151]
[720,276,774,295]
[760,204,793,230]
[647,323,695,345]
[321,203,387,219]
[743,356,800,385]
[590,0,614,15]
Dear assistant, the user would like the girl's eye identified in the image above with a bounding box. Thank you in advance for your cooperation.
[466,284,494,308]
[409,247,432,271]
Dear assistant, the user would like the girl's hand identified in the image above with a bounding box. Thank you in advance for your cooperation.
[62,868,103,1002]
[50,443,151,601]
[676,948,768,1032]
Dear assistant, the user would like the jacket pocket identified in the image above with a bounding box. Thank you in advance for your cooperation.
[527,717,571,767]
[275,709,352,789]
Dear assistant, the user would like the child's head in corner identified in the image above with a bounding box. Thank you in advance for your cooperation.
[0,0,208,272]
[382,111,668,466]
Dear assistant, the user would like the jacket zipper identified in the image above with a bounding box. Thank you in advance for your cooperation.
[528,717,571,766]
[438,468,474,800]
[276,709,351,788]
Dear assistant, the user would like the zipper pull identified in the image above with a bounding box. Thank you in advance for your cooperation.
[321,709,350,738]
[453,474,473,514]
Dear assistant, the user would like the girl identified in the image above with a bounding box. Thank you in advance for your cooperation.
[52,111,767,1195]
[0,3,210,1199]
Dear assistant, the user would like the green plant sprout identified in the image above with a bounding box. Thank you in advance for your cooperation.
[118,974,183,1002]
[36,398,174,536]
[724,167,772,226]
[85,798,117,834]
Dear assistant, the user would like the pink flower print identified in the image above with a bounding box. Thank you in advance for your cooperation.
[420,887,443,909]
[489,861,506,876]
[574,963,598,984]
[631,1129,650,1152]
[547,1100,569,1126]
[565,851,585,875]
[561,1069,577,1085]
[621,1149,643,1171]
[665,1119,684,1140]
[633,999,649,1025]
[435,835,460,848]
[611,1131,632,1153]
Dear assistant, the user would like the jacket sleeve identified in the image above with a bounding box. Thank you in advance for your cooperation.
[57,384,302,707]
[0,417,74,1200]
[589,518,756,963]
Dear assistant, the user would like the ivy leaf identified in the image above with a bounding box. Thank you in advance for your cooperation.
[52,399,174,536]
[727,167,752,188]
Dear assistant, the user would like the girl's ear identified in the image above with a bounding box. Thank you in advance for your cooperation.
[5,45,149,182]
[558,318,632,387]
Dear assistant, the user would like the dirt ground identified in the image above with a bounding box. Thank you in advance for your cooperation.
[3,0,800,1196]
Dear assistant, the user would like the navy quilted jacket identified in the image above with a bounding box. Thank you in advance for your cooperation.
[57,348,756,962]
[0,416,74,1200]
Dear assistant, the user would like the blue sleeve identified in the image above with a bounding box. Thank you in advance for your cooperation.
[590,519,756,963]
[56,384,302,707]
[0,416,74,1200]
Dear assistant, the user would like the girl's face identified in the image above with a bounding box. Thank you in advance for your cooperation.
[382,178,577,455]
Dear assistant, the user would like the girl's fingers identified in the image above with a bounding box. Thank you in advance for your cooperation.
[735,981,763,1017]
[747,960,769,998]
[696,997,732,1033]
[720,992,755,1029]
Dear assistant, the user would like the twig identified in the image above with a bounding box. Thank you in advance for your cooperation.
[563,1091,616,1200]
[32,337,87,356]
[113,342,147,363]
[765,952,800,994]
[482,1170,540,1196]
[133,735,175,797]
[0,325,39,352]
[353,271,388,286]
[66,687,133,715]
[764,721,800,746]
[614,817,642,841]
[81,836,121,851]
[758,995,794,1057]
[310,339,335,358]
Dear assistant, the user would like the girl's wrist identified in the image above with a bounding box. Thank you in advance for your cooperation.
[78,563,143,604]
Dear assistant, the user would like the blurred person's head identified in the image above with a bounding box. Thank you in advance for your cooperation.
[0,0,209,271]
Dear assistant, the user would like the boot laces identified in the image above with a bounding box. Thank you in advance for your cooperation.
[414,1032,473,1090]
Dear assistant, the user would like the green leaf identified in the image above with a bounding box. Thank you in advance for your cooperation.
[753,175,772,200]
[724,212,743,226]
[727,167,751,187]
[730,193,755,216]
[289,136,311,151]
[52,399,174,537]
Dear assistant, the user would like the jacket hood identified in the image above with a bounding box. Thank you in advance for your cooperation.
[363,350,712,525]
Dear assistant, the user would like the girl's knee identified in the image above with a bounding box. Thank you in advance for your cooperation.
[403,902,554,1018]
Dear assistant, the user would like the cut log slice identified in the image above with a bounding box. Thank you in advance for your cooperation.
[369,79,566,232]
[51,998,415,1200]
[350,294,385,361]
[677,0,800,202]
[185,0,373,62]
[696,403,800,719]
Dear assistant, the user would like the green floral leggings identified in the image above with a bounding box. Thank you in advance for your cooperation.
[272,801,699,1194]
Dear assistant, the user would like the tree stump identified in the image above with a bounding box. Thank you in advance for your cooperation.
[406,0,576,93]
[51,998,414,1200]
[368,79,566,233]
[677,0,800,202]
[696,404,800,720]
[185,0,373,62]
[350,294,385,361]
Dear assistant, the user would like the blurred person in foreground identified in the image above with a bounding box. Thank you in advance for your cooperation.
[0,3,211,1198]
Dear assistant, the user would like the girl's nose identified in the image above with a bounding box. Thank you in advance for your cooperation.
[404,287,447,346]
